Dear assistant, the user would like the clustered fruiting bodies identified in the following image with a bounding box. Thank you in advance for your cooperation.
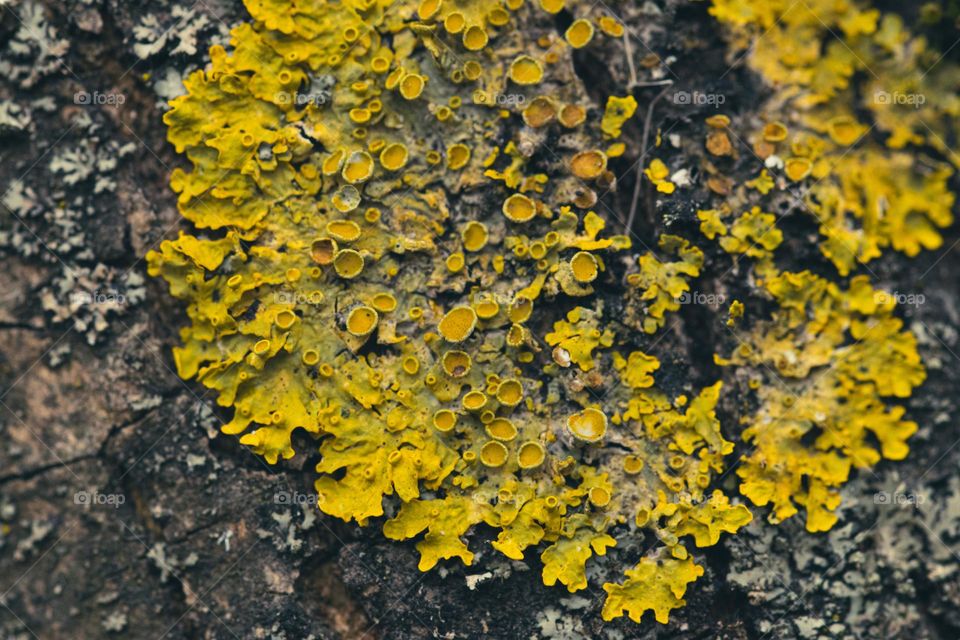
[148,0,950,624]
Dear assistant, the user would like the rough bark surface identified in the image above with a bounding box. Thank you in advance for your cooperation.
[1,1,959,639]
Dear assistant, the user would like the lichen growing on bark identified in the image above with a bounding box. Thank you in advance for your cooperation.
[146,0,952,624]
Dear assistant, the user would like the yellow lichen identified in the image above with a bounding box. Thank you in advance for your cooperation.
[447,143,471,170]
[509,56,544,85]
[718,272,924,531]
[644,158,676,194]
[379,143,409,171]
[517,441,546,469]
[569,251,599,283]
[570,150,607,180]
[461,221,488,252]
[565,19,595,49]
[147,0,940,626]
[438,306,478,343]
[567,407,608,442]
[699,206,783,261]
[710,0,954,273]
[601,95,638,138]
[522,96,558,128]
[502,193,537,223]
[602,555,704,624]
[346,305,379,337]
[626,235,704,334]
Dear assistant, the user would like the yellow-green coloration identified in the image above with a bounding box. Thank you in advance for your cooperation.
[601,95,638,138]
[717,273,923,531]
[602,555,704,623]
[709,0,955,275]
[698,206,783,262]
[146,0,940,626]
[644,158,676,194]
[626,235,704,334]
[701,0,944,531]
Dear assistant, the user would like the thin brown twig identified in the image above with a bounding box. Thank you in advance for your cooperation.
[626,85,672,234]
[631,79,674,87]
[622,33,639,89]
